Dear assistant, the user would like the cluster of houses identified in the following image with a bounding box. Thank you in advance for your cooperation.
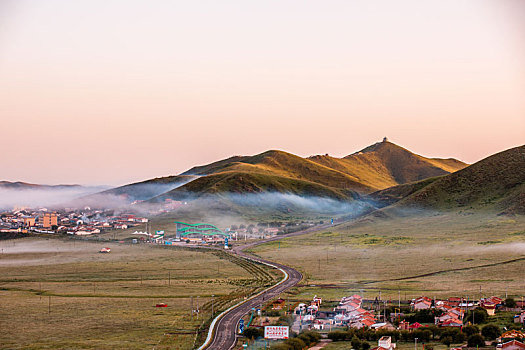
[497,330,525,350]
[296,295,392,331]
[291,294,524,336]
[410,296,512,328]
[0,207,148,236]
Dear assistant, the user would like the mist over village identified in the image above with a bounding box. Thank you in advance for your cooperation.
[1,1,524,350]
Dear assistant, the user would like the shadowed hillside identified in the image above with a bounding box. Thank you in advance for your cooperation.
[94,175,196,202]
[396,145,525,214]
[152,171,358,202]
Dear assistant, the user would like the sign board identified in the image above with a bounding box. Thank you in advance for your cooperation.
[239,319,244,333]
[224,238,229,246]
[264,326,289,339]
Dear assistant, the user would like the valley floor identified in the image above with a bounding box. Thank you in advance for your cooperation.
[0,238,278,349]
[248,211,525,300]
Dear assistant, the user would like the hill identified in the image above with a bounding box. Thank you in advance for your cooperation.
[183,141,467,195]
[308,140,466,191]
[395,145,525,214]
[0,181,84,190]
[368,176,443,207]
[89,175,196,203]
[183,150,374,193]
[151,171,358,202]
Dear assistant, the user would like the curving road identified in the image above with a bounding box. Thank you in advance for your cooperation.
[203,222,340,350]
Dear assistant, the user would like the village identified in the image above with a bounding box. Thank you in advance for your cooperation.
[242,294,525,350]
[0,206,149,236]
[0,205,321,245]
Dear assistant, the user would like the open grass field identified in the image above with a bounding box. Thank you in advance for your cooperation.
[0,238,279,349]
[249,211,525,301]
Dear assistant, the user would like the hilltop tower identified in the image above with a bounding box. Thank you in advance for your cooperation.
[383,137,388,142]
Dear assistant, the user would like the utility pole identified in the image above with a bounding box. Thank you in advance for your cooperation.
[415,338,418,350]
[196,296,199,319]
[48,295,51,314]
[399,290,401,308]
[211,295,214,317]
[479,285,482,302]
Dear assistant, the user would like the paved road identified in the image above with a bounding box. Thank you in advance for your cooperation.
[204,222,340,350]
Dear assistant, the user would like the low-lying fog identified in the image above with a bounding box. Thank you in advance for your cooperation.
[0,186,107,210]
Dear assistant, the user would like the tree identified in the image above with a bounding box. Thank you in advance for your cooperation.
[362,342,371,350]
[454,331,467,344]
[351,335,362,350]
[481,324,501,340]
[243,327,263,340]
[285,338,306,350]
[463,325,480,337]
[467,334,485,348]
[466,308,489,324]
[505,298,517,308]
[328,331,347,342]
[441,336,453,347]
[298,331,321,346]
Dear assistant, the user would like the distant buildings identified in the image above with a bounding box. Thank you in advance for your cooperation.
[40,212,58,228]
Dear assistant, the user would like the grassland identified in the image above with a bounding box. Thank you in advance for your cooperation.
[0,238,279,349]
[249,211,525,301]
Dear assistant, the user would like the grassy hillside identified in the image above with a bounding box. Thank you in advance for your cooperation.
[152,171,358,201]
[81,140,468,210]
[339,141,466,186]
[368,176,443,207]
[397,145,525,214]
[93,175,196,202]
[181,141,466,197]
[184,150,374,193]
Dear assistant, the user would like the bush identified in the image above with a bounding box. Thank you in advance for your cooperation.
[407,309,443,323]
[265,310,281,317]
[298,331,321,346]
[467,334,485,347]
[362,341,371,350]
[243,327,264,340]
[351,335,362,350]
[285,338,306,350]
[481,324,501,340]
[454,331,467,344]
[441,336,453,347]
[328,331,348,342]
[413,329,432,343]
[462,325,480,337]
[465,308,489,324]
[505,298,517,308]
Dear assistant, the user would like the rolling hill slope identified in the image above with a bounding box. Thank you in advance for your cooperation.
[152,171,358,202]
[395,145,525,214]
[182,140,467,195]
[92,175,196,203]
[309,140,466,190]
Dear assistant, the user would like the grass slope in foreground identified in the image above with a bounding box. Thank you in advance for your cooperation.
[248,210,525,300]
[0,238,279,350]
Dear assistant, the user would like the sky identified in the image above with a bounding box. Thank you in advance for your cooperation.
[1,0,524,186]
